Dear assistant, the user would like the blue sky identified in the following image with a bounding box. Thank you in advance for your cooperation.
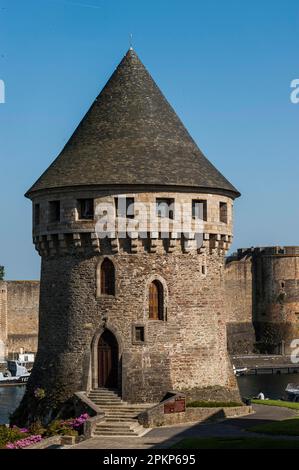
[0,0,298,280]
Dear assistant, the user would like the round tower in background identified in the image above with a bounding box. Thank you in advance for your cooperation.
[15,49,240,424]
[252,246,299,354]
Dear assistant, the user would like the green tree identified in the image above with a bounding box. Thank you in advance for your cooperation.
[0,266,4,281]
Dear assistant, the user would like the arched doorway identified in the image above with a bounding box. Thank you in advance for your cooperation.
[98,330,119,388]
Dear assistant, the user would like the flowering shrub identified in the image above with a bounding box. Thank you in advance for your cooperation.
[64,413,89,430]
[33,387,46,400]
[6,435,42,449]
[44,419,77,437]
[0,425,28,449]
[13,425,29,433]
[28,421,46,436]
[3,412,89,448]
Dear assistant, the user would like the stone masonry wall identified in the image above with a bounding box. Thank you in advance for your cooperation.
[225,257,255,354]
[4,281,39,357]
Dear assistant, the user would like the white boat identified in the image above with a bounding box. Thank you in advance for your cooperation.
[233,365,248,376]
[0,360,30,386]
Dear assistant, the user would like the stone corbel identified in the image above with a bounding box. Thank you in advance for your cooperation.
[47,234,57,256]
[73,233,82,249]
[110,237,119,254]
[90,232,100,252]
[130,233,139,254]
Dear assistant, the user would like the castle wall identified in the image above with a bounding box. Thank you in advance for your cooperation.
[225,257,255,354]
[0,281,39,359]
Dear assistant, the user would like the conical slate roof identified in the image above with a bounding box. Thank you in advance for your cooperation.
[26,49,240,198]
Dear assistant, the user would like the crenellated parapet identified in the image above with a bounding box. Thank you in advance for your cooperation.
[33,231,233,257]
[31,190,234,257]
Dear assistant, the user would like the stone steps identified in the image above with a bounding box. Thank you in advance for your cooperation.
[105,418,138,422]
[87,388,151,437]
[90,400,124,405]
[94,421,146,437]
[93,406,149,410]
[104,412,145,415]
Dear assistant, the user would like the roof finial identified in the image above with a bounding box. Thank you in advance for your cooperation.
[129,33,133,50]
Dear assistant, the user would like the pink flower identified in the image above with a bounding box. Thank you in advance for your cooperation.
[6,435,43,449]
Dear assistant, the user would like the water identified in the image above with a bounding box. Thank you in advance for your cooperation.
[237,373,299,400]
[0,386,25,424]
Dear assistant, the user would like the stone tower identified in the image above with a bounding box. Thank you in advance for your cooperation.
[15,49,240,424]
[226,246,299,355]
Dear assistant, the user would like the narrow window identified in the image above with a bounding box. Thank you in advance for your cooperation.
[219,202,228,224]
[149,280,164,320]
[192,200,207,221]
[78,199,94,220]
[34,204,40,226]
[156,198,174,220]
[49,200,60,223]
[115,197,135,218]
[100,259,115,295]
[134,326,145,343]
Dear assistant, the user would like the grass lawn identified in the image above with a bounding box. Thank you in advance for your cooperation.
[249,417,299,436]
[172,437,299,449]
[252,399,299,411]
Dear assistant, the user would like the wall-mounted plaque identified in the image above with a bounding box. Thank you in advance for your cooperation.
[164,396,186,414]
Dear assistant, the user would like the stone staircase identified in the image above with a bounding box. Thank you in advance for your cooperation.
[87,388,151,437]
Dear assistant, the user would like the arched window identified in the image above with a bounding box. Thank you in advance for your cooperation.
[100,259,115,295]
[149,280,164,320]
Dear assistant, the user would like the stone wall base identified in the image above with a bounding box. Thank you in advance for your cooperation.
[181,385,241,404]
[139,405,252,428]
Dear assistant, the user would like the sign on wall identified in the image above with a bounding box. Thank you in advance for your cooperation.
[164,396,186,414]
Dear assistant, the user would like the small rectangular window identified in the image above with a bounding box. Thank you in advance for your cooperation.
[49,200,60,223]
[156,198,174,220]
[78,199,94,220]
[115,197,135,218]
[34,204,40,226]
[219,202,228,224]
[192,200,207,221]
[134,326,145,343]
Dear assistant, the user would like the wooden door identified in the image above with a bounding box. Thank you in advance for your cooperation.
[149,280,163,320]
[98,330,118,388]
[149,281,159,319]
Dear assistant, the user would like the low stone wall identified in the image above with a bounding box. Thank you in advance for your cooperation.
[138,392,252,427]
[25,435,62,449]
[182,385,241,403]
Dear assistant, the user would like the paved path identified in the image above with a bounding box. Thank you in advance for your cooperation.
[72,405,299,449]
